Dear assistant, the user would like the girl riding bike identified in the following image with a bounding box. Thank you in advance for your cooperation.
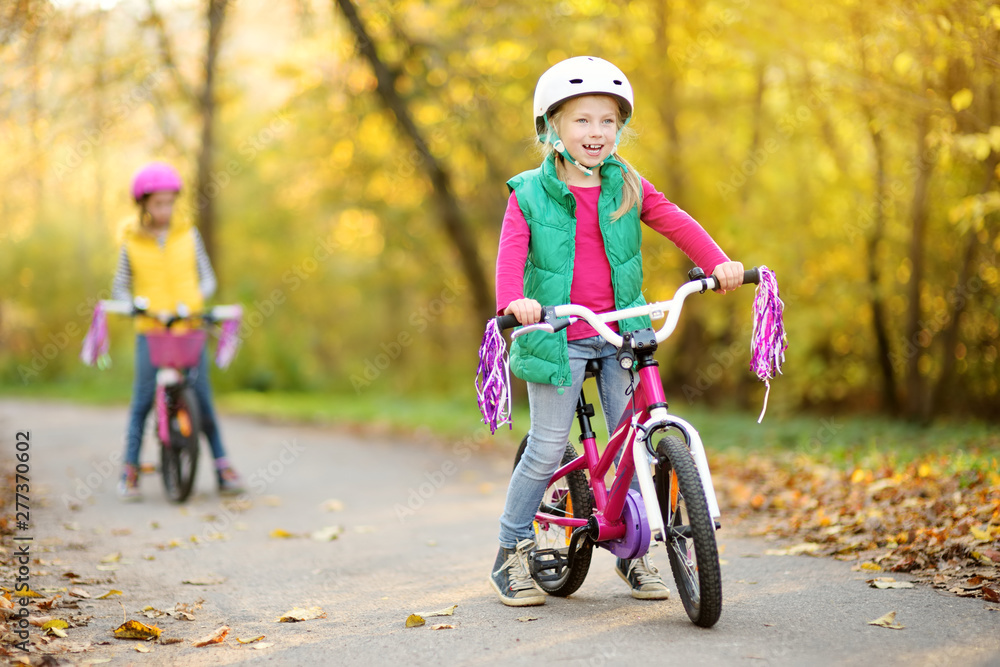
[112,162,243,501]
[489,56,745,606]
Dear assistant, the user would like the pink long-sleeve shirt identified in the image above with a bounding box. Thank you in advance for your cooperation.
[496,177,729,340]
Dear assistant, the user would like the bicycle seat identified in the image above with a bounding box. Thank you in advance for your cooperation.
[584,358,602,379]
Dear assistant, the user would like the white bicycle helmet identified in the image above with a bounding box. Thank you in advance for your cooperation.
[533,56,634,138]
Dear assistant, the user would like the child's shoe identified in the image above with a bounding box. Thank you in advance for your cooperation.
[215,458,245,495]
[615,554,670,599]
[118,463,142,502]
[488,539,546,606]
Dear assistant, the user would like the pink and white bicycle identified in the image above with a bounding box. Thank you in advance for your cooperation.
[83,300,241,503]
[494,267,763,627]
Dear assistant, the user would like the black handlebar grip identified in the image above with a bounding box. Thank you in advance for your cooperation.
[744,266,761,285]
[495,314,521,330]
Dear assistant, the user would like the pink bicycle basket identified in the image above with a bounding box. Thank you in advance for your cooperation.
[146,330,207,369]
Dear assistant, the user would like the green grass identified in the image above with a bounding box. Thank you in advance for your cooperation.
[3,379,996,471]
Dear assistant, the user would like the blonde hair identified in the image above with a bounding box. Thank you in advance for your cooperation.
[540,96,642,221]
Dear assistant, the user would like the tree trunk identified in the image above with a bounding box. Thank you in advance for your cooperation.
[654,1,685,206]
[334,0,492,324]
[194,0,227,265]
[865,123,900,414]
[903,111,934,421]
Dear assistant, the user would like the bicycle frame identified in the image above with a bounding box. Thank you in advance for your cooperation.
[510,271,743,555]
[532,352,720,552]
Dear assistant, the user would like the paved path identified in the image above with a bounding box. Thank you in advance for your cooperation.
[2,400,998,666]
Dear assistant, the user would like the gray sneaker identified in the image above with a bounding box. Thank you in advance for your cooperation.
[616,554,670,599]
[488,539,546,607]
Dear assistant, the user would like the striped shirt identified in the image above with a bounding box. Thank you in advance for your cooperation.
[111,226,217,302]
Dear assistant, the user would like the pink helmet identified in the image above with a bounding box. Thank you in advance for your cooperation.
[131,162,182,202]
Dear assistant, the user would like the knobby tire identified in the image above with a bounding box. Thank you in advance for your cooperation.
[655,435,722,627]
[160,385,201,503]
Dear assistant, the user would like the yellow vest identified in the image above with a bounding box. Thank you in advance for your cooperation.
[123,221,204,333]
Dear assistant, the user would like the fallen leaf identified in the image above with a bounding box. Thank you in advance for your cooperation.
[113,619,162,640]
[100,553,121,564]
[276,606,325,622]
[61,572,82,579]
[970,526,992,543]
[320,499,344,512]
[36,595,61,610]
[269,528,297,539]
[405,614,425,628]
[517,616,539,622]
[46,626,68,638]
[765,543,821,556]
[69,588,90,599]
[237,635,265,644]
[96,564,119,572]
[192,625,229,647]
[868,578,915,590]
[310,526,343,542]
[430,624,455,630]
[418,605,457,617]
[868,611,905,629]
[252,642,274,650]
[16,588,44,598]
[42,620,69,630]
[96,590,122,600]
[159,638,184,645]
[983,587,1000,604]
[857,562,882,572]
[135,645,151,653]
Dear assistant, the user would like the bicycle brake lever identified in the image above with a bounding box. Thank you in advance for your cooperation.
[510,317,578,340]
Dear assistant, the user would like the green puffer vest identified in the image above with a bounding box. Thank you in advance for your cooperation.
[506,153,651,387]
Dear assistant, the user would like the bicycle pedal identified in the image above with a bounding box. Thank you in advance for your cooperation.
[529,548,568,583]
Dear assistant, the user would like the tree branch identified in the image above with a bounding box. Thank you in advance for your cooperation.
[333,0,491,322]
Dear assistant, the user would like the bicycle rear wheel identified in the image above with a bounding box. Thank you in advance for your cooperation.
[514,436,594,596]
[160,385,201,503]
[654,434,722,627]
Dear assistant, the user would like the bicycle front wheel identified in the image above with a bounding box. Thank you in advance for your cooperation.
[655,435,722,627]
[514,437,594,596]
[160,385,201,503]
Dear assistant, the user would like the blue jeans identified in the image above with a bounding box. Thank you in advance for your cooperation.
[124,334,227,467]
[498,336,635,549]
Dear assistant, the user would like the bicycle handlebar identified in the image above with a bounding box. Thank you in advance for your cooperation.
[99,300,242,327]
[497,266,760,349]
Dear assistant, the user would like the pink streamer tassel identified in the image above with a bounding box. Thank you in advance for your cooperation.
[80,302,110,368]
[476,319,512,434]
[215,310,242,370]
[750,266,788,423]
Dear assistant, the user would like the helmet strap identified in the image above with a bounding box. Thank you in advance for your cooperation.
[543,115,594,176]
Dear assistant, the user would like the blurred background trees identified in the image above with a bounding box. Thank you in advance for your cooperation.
[1,0,997,421]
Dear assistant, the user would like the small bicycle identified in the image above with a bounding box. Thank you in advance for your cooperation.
[494,267,763,628]
[85,300,241,503]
